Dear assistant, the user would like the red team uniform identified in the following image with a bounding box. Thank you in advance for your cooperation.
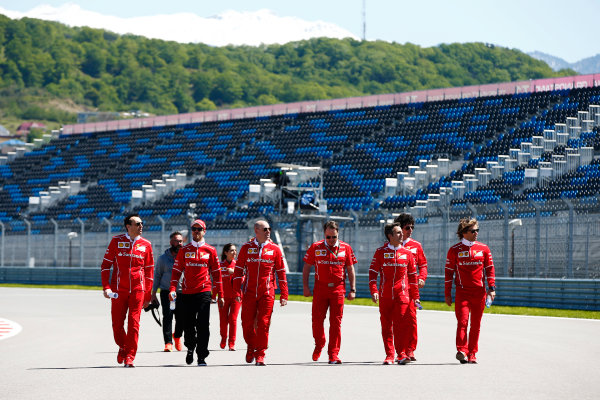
[369,244,419,362]
[170,240,223,361]
[402,237,427,357]
[233,238,288,362]
[303,239,356,362]
[218,259,241,349]
[445,239,496,360]
[101,233,154,365]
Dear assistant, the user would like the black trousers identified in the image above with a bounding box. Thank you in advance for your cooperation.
[159,290,184,344]
[182,291,212,359]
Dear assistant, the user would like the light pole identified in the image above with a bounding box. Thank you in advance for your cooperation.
[67,232,78,267]
[508,219,522,277]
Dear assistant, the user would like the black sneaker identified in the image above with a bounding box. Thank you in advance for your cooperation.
[197,359,207,366]
[456,351,468,364]
[186,350,194,365]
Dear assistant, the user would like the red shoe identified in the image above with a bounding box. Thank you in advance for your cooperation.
[228,343,235,351]
[312,346,323,362]
[173,336,182,351]
[468,354,478,364]
[396,353,410,365]
[117,348,125,364]
[245,348,255,364]
[383,356,394,365]
[164,343,173,352]
[407,350,416,361]
[456,351,468,364]
[255,356,266,366]
[124,357,135,368]
[220,337,226,349]
[328,356,342,365]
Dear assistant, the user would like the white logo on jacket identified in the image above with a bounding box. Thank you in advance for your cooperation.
[263,249,274,256]
[136,245,146,252]
[185,252,196,258]
[384,253,394,259]
[118,242,130,248]
[458,251,469,258]
[315,250,327,257]
[248,248,258,254]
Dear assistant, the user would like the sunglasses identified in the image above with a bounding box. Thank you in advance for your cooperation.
[326,236,338,239]
[191,227,204,232]
[130,221,143,226]
[263,227,271,232]
[468,228,479,233]
[403,225,415,230]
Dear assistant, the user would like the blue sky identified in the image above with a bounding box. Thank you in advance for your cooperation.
[1,0,597,63]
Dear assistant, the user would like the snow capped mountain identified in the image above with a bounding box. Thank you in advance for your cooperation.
[0,4,359,46]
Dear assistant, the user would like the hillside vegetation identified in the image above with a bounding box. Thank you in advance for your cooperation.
[0,15,575,132]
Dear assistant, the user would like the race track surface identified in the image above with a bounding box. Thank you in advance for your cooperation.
[1,287,598,399]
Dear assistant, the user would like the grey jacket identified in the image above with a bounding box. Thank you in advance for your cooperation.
[153,248,182,292]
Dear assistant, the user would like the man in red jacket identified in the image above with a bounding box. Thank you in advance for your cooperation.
[233,220,288,366]
[369,222,420,365]
[445,218,496,364]
[303,220,357,364]
[169,219,224,366]
[394,213,427,361]
[101,213,154,368]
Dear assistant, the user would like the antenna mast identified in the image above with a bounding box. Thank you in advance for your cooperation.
[362,0,366,40]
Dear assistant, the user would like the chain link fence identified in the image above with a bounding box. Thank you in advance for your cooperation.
[1,212,599,280]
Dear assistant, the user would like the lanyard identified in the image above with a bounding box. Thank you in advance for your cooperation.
[325,243,339,259]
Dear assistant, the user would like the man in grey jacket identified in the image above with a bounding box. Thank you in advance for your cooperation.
[151,231,184,351]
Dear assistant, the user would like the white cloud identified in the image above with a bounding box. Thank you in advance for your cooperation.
[0,3,359,46]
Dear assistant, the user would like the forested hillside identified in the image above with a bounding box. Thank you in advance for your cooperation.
[0,15,575,132]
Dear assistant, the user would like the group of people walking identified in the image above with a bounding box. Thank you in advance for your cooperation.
[100,213,496,367]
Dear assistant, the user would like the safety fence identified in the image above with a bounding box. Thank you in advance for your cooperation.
[1,268,598,310]
[1,212,600,280]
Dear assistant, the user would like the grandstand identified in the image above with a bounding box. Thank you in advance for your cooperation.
[1,74,600,281]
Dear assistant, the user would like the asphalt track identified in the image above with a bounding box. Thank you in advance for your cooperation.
[1,287,599,400]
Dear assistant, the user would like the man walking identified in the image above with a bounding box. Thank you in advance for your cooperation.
[445,218,496,364]
[169,219,224,366]
[101,213,154,368]
[151,231,184,352]
[394,213,427,361]
[369,223,420,365]
[233,220,288,366]
[303,220,357,364]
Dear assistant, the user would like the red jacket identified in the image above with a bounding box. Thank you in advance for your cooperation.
[100,234,154,299]
[220,259,236,299]
[445,239,496,297]
[369,244,419,303]
[402,238,428,282]
[303,239,356,287]
[170,240,223,296]
[233,238,288,300]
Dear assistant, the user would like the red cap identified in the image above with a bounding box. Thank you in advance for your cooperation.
[191,219,206,230]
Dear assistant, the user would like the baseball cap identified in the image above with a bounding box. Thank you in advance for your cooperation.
[191,219,206,230]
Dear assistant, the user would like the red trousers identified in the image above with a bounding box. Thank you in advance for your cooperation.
[454,287,486,355]
[312,283,345,359]
[219,297,241,346]
[241,292,274,358]
[378,298,410,358]
[111,290,144,362]
[407,301,418,353]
